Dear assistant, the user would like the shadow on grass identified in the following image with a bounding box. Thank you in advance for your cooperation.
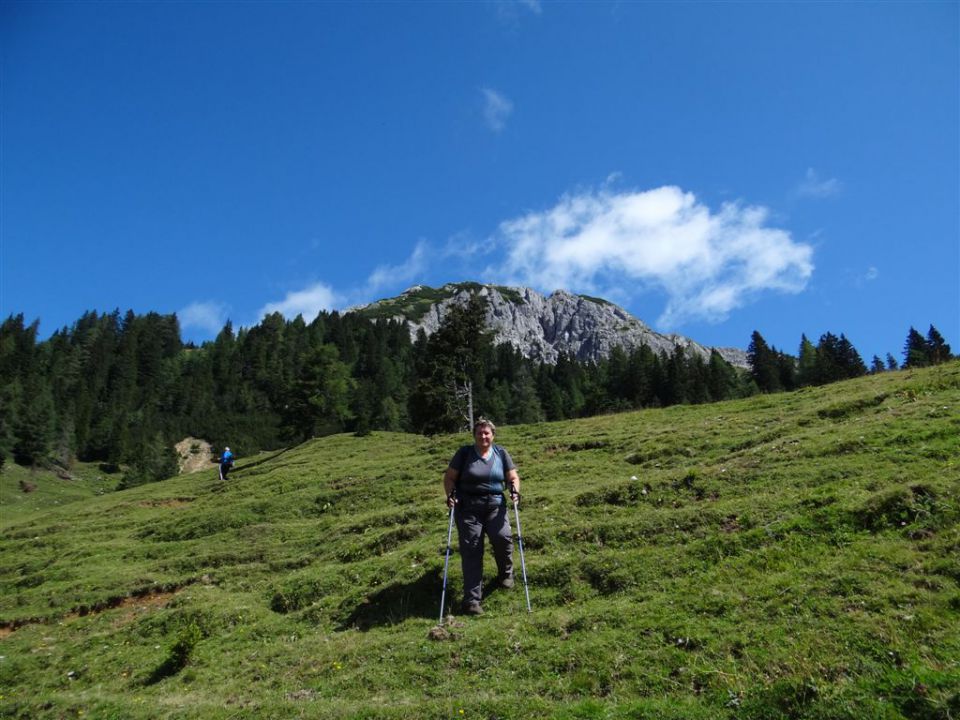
[337,567,451,631]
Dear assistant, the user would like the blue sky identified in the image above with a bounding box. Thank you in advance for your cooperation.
[3,1,958,363]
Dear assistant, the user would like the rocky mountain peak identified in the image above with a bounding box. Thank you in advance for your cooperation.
[352,283,749,368]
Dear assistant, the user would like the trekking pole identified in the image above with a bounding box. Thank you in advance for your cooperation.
[512,494,532,613]
[438,501,456,625]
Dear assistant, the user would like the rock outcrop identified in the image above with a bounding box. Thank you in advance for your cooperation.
[352,283,749,369]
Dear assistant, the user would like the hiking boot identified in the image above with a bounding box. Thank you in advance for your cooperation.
[461,601,483,615]
[499,574,515,589]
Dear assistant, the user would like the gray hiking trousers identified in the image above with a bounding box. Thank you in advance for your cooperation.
[456,498,513,604]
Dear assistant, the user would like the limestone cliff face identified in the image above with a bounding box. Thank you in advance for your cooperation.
[353,283,749,368]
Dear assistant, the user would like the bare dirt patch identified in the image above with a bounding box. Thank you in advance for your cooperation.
[175,437,215,475]
[0,583,200,638]
[108,590,181,628]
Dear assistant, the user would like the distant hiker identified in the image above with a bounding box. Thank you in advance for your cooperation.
[443,417,521,615]
[219,446,234,480]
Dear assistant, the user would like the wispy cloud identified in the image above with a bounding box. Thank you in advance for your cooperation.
[852,265,880,288]
[257,282,342,322]
[486,185,815,327]
[481,88,513,132]
[363,239,430,297]
[494,0,542,24]
[178,301,230,334]
[798,167,842,198]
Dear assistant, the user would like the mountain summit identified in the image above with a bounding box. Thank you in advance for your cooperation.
[350,282,749,368]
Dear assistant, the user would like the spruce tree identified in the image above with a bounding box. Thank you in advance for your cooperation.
[747,331,781,392]
[284,344,355,441]
[625,345,656,407]
[536,365,565,421]
[813,332,844,384]
[410,294,492,433]
[707,350,740,402]
[797,334,818,387]
[507,365,544,424]
[119,432,179,489]
[13,377,54,467]
[925,325,952,365]
[776,351,798,391]
[837,334,867,379]
[0,379,22,470]
[903,327,929,368]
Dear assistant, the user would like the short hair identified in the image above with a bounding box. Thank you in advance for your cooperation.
[473,417,497,435]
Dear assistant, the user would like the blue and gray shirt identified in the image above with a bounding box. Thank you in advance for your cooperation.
[449,444,516,503]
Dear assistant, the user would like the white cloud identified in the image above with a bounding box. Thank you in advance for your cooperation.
[798,167,842,198]
[364,239,430,296]
[178,301,229,334]
[518,0,542,13]
[257,282,342,322]
[853,265,880,288]
[486,185,814,327]
[482,88,513,132]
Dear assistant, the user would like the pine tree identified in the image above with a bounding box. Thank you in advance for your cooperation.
[870,355,885,374]
[776,351,798,391]
[13,377,54,467]
[507,365,544,424]
[747,331,781,392]
[686,352,711,405]
[284,344,355,440]
[410,294,492,433]
[624,345,656,407]
[797,334,818,387]
[664,346,691,405]
[925,325,952,365]
[119,432,179,489]
[707,350,740,402]
[885,353,899,371]
[0,379,23,470]
[836,334,867,378]
[813,332,843,384]
[536,365,565,421]
[903,327,929,368]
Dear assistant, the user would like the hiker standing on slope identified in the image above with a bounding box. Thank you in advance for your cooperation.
[220,446,234,480]
[443,418,521,615]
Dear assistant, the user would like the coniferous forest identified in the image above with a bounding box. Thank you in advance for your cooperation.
[0,296,953,488]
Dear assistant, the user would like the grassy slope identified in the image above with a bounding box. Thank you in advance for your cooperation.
[0,463,119,522]
[0,363,958,719]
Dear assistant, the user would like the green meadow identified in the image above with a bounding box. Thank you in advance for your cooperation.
[1,362,958,719]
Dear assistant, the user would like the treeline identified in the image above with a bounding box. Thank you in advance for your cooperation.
[0,299,953,487]
[747,325,953,393]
